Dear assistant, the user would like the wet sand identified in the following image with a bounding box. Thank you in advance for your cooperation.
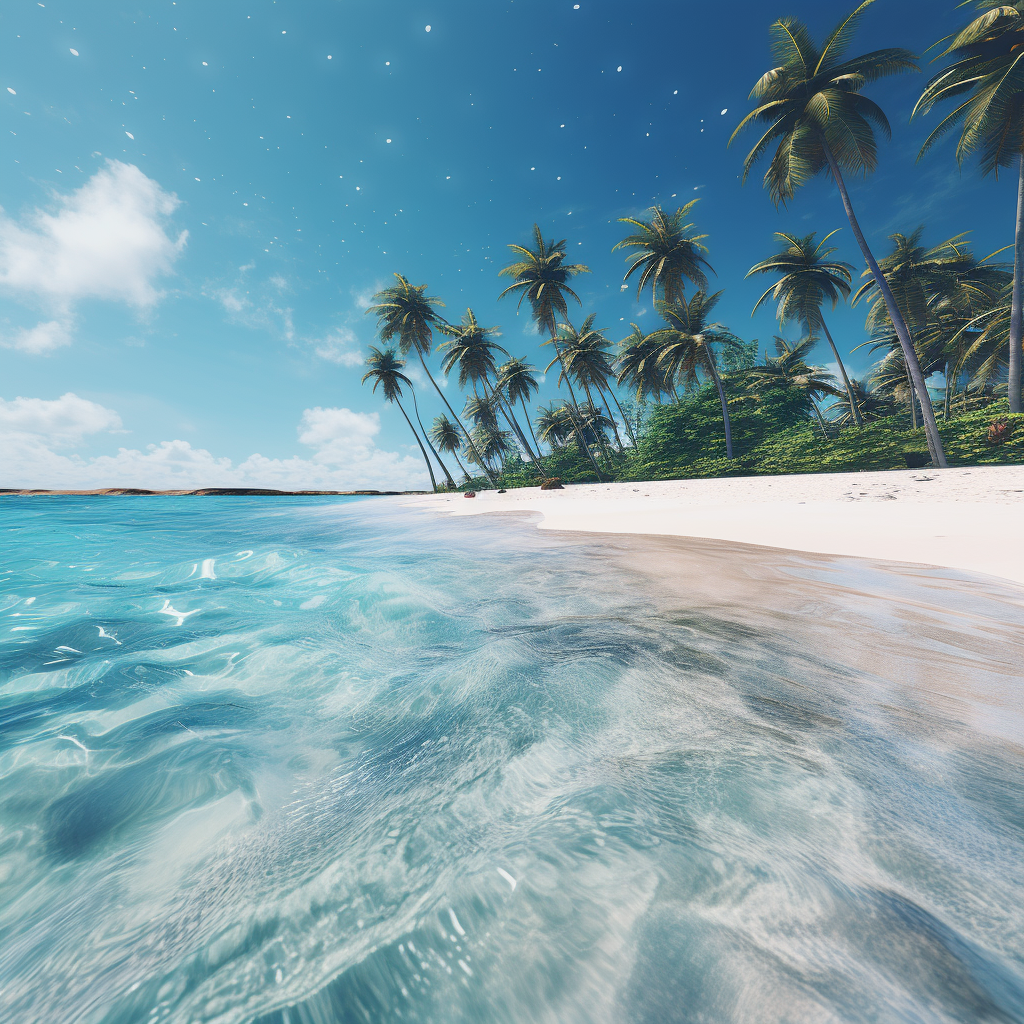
[407,465,1024,586]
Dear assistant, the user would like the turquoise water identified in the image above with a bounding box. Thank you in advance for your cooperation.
[1,497,1022,1024]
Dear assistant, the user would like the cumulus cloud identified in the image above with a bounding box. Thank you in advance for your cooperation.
[0,392,123,445]
[3,318,74,354]
[0,161,187,352]
[0,161,186,306]
[312,326,363,366]
[0,397,427,492]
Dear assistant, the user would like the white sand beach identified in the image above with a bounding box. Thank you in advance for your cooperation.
[408,465,1024,586]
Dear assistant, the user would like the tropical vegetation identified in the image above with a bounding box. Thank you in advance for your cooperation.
[358,0,1022,492]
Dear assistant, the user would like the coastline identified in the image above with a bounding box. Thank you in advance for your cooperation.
[406,464,1024,587]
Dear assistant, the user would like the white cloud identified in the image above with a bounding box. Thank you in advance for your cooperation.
[0,398,427,491]
[313,326,363,366]
[0,160,186,310]
[3,318,74,354]
[0,392,123,446]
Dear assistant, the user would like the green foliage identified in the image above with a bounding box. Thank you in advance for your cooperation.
[490,395,1022,489]
[720,338,759,372]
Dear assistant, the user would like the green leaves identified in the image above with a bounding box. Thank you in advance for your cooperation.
[915,1,1024,174]
[613,203,712,304]
[366,274,446,356]
[733,3,917,203]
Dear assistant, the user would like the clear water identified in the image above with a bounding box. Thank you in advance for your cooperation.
[1,497,1022,1024]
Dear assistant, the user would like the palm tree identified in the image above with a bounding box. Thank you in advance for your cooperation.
[825,377,901,424]
[652,291,745,458]
[408,386,457,489]
[536,402,575,449]
[498,225,605,478]
[430,415,473,482]
[361,346,438,491]
[439,309,540,461]
[729,1,949,466]
[852,229,1008,423]
[747,231,862,424]
[617,324,679,404]
[744,336,845,437]
[496,357,543,454]
[554,315,637,448]
[367,274,496,484]
[913,1,1024,413]
[613,202,713,305]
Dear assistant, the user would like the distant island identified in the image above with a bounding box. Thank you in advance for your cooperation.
[0,488,425,497]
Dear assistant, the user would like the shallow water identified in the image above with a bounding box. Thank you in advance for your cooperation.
[1,496,1022,1024]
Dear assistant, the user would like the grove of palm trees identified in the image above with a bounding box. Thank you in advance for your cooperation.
[363,0,1024,491]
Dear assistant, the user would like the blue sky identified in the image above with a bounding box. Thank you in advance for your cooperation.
[0,0,1015,489]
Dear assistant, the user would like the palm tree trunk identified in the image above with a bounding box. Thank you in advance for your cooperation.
[1009,153,1024,414]
[594,382,627,451]
[415,349,498,485]
[547,333,605,480]
[904,362,918,429]
[602,384,637,447]
[943,363,952,421]
[395,397,437,492]
[822,142,947,467]
[452,450,471,481]
[818,316,862,426]
[810,399,830,440]
[409,388,456,489]
[579,379,617,468]
[704,350,734,459]
[520,396,542,454]
[489,384,538,461]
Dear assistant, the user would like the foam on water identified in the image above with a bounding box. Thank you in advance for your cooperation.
[0,496,1022,1024]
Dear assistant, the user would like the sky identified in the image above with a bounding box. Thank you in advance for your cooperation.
[0,0,1016,490]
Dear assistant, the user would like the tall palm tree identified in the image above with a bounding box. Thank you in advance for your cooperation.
[744,335,845,436]
[613,202,713,305]
[913,0,1024,413]
[552,315,634,448]
[747,231,862,424]
[367,274,496,484]
[430,415,472,483]
[616,324,679,404]
[361,346,438,491]
[498,225,605,478]
[729,0,949,466]
[409,386,457,489]
[652,291,745,458]
[496,357,543,454]
[439,309,539,461]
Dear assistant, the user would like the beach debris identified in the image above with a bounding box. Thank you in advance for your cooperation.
[497,488,506,493]
[540,477,563,490]
[988,418,1014,445]
[464,491,477,498]
[903,452,930,469]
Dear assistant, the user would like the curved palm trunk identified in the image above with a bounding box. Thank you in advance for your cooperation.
[1009,154,1024,414]
[591,381,626,452]
[598,382,635,448]
[451,450,471,482]
[395,397,437,492]
[578,379,617,469]
[520,396,542,454]
[410,389,456,489]
[703,351,734,459]
[415,348,498,485]
[818,316,862,426]
[904,362,918,429]
[488,382,538,461]
[547,333,605,480]
[810,399,830,440]
[943,363,952,421]
[822,143,946,467]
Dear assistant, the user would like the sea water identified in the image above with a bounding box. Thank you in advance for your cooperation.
[1,496,1022,1024]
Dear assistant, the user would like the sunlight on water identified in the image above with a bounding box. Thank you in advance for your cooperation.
[1,497,1022,1024]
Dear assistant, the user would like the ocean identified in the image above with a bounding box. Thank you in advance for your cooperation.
[1,496,1022,1023]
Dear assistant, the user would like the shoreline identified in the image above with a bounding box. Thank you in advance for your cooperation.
[0,487,428,497]
[406,464,1024,587]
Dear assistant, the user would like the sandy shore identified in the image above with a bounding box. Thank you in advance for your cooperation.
[407,465,1024,586]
